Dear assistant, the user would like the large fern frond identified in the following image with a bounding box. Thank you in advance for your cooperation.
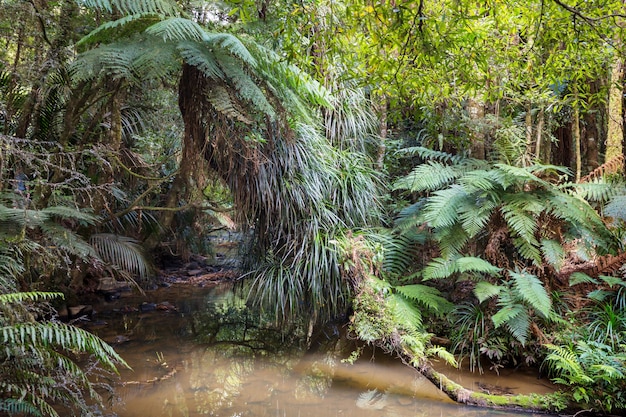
[207,85,252,124]
[89,233,152,280]
[145,17,205,41]
[388,292,423,328]
[1,321,127,371]
[394,284,453,315]
[510,270,552,318]
[392,161,461,193]
[422,256,501,280]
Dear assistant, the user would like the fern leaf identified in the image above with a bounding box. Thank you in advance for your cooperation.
[455,257,502,275]
[392,161,460,192]
[42,205,98,225]
[473,281,502,303]
[398,146,465,164]
[218,58,276,118]
[394,284,453,315]
[145,17,205,41]
[568,272,598,286]
[422,257,455,280]
[423,185,468,228]
[77,13,160,47]
[206,85,253,124]
[1,322,127,371]
[0,292,64,304]
[510,270,552,318]
[492,302,529,344]
[0,399,42,416]
[203,33,257,67]
[541,239,566,271]
[388,292,423,328]
[89,233,152,280]
[598,275,626,288]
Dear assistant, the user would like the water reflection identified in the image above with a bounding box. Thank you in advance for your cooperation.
[87,284,553,417]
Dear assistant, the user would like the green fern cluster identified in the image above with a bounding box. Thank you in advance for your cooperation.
[0,292,127,417]
[390,148,620,371]
[544,341,626,413]
[349,276,456,367]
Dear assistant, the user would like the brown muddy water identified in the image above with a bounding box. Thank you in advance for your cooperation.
[83,283,557,417]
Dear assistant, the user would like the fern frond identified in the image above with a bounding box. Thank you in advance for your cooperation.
[566,180,618,203]
[203,33,256,67]
[394,200,426,232]
[77,13,160,47]
[394,284,453,315]
[0,292,63,304]
[39,222,98,259]
[473,281,502,303]
[492,302,527,342]
[569,272,598,286]
[145,17,205,41]
[206,85,252,124]
[42,205,98,225]
[89,233,152,280]
[0,399,42,416]
[541,239,566,271]
[423,185,468,228]
[218,58,276,118]
[388,292,423,329]
[392,161,461,192]
[397,146,465,164]
[422,256,500,280]
[177,41,224,79]
[0,322,127,371]
[510,270,552,318]
[504,307,531,345]
[544,344,593,384]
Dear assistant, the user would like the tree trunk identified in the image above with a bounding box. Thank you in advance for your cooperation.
[525,102,533,165]
[608,59,624,161]
[375,94,388,171]
[572,87,582,181]
[535,107,544,163]
[467,98,485,159]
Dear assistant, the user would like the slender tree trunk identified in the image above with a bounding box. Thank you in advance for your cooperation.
[375,94,388,170]
[467,98,485,159]
[573,87,582,181]
[535,107,544,163]
[525,102,533,166]
[607,59,624,160]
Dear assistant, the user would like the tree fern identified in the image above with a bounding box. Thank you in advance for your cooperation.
[541,239,566,271]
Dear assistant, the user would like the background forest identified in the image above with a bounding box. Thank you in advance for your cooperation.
[1,0,626,415]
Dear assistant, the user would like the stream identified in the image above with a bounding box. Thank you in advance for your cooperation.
[83,282,557,417]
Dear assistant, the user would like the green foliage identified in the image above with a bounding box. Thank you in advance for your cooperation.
[395,152,618,266]
[0,292,127,417]
[89,233,153,283]
[350,277,456,367]
[544,342,626,412]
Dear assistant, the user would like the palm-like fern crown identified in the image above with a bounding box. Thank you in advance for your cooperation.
[74,0,329,124]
